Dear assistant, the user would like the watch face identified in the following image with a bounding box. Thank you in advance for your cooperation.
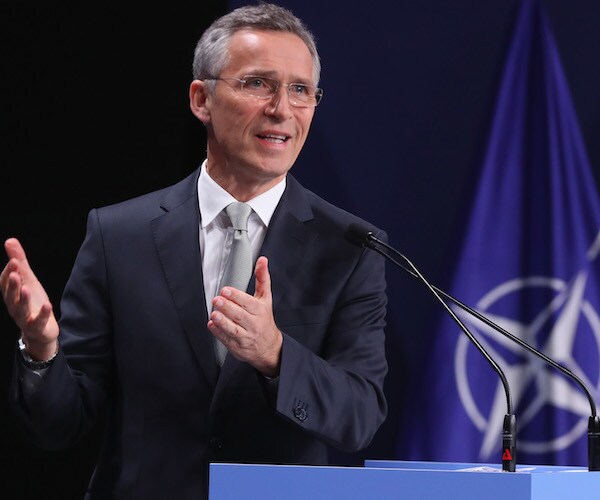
[18,337,32,360]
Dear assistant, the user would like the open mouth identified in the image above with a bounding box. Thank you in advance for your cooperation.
[257,133,289,144]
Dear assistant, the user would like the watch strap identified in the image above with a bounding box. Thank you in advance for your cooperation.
[17,336,58,370]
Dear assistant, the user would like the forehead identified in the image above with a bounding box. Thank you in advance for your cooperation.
[224,29,314,82]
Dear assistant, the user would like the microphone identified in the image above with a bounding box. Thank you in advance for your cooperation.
[346,223,600,471]
[346,223,517,472]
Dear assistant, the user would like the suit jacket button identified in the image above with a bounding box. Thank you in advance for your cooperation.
[293,405,308,421]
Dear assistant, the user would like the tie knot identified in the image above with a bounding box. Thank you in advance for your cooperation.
[225,202,252,231]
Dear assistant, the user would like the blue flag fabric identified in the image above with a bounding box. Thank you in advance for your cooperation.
[403,0,600,467]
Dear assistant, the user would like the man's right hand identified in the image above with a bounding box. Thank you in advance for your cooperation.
[1,238,59,361]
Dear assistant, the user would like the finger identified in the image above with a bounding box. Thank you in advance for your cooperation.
[11,282,33,325]
[4,239,34,278]
[5,238,27,264]
[1,261,19,296]
[208,309,227,334]
[1,273,21,318]
[216,286,252,312]
[207,310,239,349]
[212,293,246,325]
[253,256,272,301]
[30,302,54,332]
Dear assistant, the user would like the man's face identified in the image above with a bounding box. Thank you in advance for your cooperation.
[199,29,316,193]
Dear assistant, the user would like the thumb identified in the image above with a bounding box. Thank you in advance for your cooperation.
[254,256,272,301]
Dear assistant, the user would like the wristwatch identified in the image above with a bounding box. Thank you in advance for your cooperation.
[17,336,58,370]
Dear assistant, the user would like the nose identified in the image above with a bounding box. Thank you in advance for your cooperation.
[264,85,293,118]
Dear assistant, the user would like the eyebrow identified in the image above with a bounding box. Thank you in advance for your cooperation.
[242,70,313,85]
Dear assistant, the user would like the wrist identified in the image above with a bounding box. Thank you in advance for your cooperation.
[17,336,59,370]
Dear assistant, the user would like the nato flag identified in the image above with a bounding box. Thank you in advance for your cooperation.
[404,0,600,467]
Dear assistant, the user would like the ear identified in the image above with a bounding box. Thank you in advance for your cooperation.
[189,80,211,124]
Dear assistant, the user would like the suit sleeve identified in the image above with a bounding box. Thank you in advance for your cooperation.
[8,209,112,450]
[274,230,388,452]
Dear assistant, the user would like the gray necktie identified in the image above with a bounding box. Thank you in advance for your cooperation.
[215,201,253,364]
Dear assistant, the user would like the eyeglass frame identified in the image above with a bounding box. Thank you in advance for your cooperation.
[203,75,324,108]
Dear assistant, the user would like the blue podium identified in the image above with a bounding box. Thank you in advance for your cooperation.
[209,460,600,499]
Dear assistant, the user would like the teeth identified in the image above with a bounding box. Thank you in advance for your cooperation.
[261,134,287,143]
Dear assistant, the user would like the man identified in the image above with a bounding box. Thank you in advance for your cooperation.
[1,3,388,499]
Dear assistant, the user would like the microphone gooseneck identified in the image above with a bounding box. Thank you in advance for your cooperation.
[346,224,517,472]
[347,223,600,471]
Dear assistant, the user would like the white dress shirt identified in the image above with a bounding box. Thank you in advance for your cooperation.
[197,159,286,314]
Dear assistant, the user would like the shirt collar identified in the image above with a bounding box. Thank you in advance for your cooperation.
[197,159,286,228]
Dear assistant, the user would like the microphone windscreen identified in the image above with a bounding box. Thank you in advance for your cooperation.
[345,223,373,247]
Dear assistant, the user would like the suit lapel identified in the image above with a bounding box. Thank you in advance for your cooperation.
[260,175,316,308]
[151,169,219,389]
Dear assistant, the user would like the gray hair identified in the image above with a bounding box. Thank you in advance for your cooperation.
[192,2,321,93]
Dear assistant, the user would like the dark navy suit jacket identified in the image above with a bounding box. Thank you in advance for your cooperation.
[10,168,388,499]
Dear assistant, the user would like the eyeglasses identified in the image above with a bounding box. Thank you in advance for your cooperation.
[204,75,323,107]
